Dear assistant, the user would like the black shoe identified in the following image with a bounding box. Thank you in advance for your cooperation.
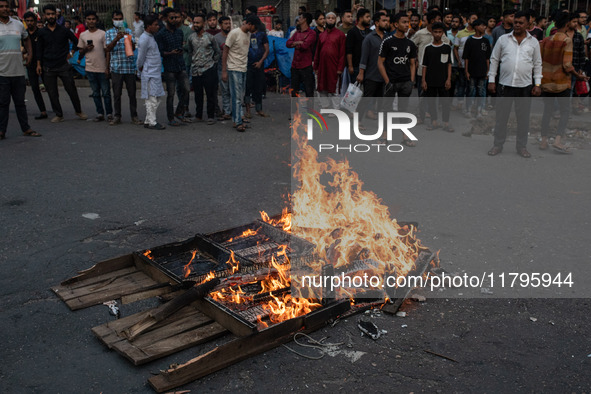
[146,123,166,130]
[34,113,48,120]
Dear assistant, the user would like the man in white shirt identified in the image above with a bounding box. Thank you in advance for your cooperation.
[487,11,542,158]
[133,12,144,41]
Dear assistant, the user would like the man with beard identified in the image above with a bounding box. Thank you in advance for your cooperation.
[357,12,390,124]
[337,9,353,35]
[105,10,141,125]
[314,12,346,109]
[443,10,453,30]
[36,4,87,123]
[156,8,190,126]
[407,13,420,39]
[492,9,514,45]
[287,12,316,97]
[0,0,40,140]
[378,12,418,146]
[221,15,260,132]
[205,11,220,36]
[23,11,48,120]
[214,16,232,119]
[78,10,112,122]
[345,8,370,82]
[187,14,220,124]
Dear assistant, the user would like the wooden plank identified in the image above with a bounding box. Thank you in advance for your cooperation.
[57,266,138,291]
[194,298,256,337]
[59,254,135,286]
[58,271,151,301]
[120,284,175,305]
[382,251,434,315]
[131,313,213,347]
[65,274,160,310]
[122,279,219,340]
[112,321,227,365]
[147,301,352,392]
[93,306,202,349]
[133,254,179,285]
[148,316,305,392]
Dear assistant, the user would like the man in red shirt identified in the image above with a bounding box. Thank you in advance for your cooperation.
[286,12,316,97]
[73,15,85,39]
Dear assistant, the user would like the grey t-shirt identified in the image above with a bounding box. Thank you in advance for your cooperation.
[214,32,227,67]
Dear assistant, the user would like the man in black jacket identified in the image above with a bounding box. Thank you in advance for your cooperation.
[36,4,87,122]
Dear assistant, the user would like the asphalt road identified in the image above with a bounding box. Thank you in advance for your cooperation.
[1,88,590,393]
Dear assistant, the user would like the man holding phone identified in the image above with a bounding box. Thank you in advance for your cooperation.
[78,10,112,122]
[155,7,190,127]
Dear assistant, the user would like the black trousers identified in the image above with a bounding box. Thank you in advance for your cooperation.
[290,66,315,97]
[193,66,218,120]
[111,72,137,118]
[493,85,532,149]
[425,86,450,122]
[0,75,30,134]
[26,65,47,113]
[246,64,266,112]
[43,63,82,117]
[358,79,384,120]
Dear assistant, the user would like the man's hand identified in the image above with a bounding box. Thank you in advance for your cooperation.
[465,71,470,81]
[115,31,125,41]
[532,85,541,96]
[421,80,427,92]
[487,82,496,94]
[254,60,264,69]
[36,64,42,76]
[445,79,451,90]
[222,70,228,82]
[25,55,31,67]
[356,71,364,84]
[86,44,95,52]
[337,70,342,75]
[348,65,354,75]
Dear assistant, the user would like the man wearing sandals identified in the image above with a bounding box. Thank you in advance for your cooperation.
[221,15,261,132]
[0,0,41,139]
[539,13,588,154]
[487,11,542,158]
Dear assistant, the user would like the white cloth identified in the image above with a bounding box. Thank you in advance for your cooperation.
[133,20,144,40]
[488,31,542,87]
[144,95,161,126]
[137,31,165,99]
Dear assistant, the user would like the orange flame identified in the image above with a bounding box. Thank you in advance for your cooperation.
[183,250,198,278]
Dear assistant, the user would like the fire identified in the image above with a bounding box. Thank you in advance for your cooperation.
[227,250,240,274]
[227,228,258,243]
[289,108,429,298]
[260,208,292,233]
[183,250,198,278]
[143,250,153,259]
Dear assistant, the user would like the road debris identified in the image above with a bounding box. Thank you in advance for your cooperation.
[358,319,387,340]
[103,300,120,318]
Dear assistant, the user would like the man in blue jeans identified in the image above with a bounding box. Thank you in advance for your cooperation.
[156,7,190,127]
[0,0,40,139]
[214,16,232,120]
[78,10,112,122]
[221,15,261,132]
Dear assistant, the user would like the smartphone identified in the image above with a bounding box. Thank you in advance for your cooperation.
[87,40,93,45]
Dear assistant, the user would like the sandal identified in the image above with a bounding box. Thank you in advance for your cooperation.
[539,140,549,150]
[23,130,42,137]
[256,111,269,117]
[236,124,247,132]
[552,144,572,154]
[426,123,439,130]
[401,138,416,147]
[517,147,531,158]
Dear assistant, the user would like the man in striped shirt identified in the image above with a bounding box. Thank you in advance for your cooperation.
[0,0,40,139]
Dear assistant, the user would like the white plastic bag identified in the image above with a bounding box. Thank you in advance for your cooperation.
[340,82,363,113]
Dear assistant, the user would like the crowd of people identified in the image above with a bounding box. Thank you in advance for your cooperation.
[0,1,589,155]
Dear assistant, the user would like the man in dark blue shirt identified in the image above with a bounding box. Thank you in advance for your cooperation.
[245,22,269,118]
[155,7,190,125]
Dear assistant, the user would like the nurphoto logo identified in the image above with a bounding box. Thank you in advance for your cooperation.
[305,108,418,153]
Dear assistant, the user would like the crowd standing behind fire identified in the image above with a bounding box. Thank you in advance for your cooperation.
[1,1,590,154]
